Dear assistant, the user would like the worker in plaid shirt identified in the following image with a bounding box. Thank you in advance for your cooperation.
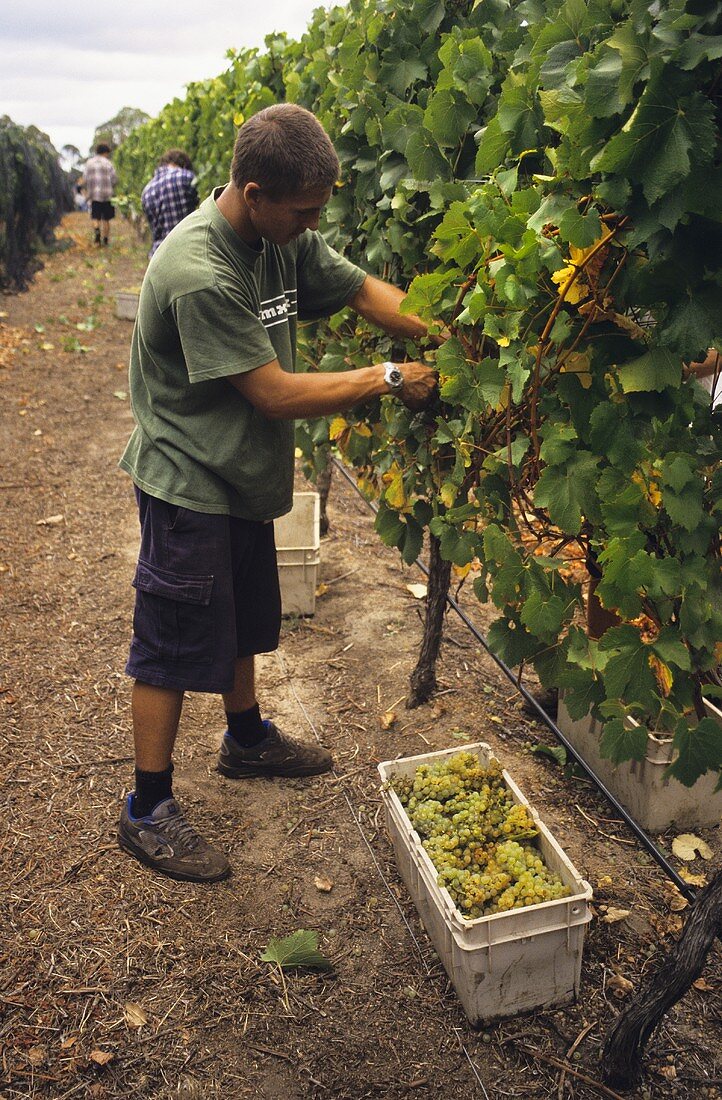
[141,149,199,256]
[82,142,117,246]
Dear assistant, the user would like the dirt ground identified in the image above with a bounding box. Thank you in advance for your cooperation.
[1,213,720,1100]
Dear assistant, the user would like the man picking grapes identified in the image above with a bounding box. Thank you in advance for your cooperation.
[117,103,437,881]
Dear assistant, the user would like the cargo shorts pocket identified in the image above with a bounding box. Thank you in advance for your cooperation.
[132,559,215,665]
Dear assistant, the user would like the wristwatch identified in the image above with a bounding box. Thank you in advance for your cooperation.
[382,361,404,394]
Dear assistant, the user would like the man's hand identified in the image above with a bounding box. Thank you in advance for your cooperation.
[398,361,438,411]
[685,348,720,380]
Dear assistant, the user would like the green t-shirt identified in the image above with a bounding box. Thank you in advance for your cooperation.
[119,188,366,521]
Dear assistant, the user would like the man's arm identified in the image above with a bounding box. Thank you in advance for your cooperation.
[347,274,431,342]
[228,271,440,418]
[228,357,435,419]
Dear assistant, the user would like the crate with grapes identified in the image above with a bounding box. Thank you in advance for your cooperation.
[378,743,593,1025]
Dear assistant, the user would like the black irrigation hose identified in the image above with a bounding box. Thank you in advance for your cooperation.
[331,457,697,903]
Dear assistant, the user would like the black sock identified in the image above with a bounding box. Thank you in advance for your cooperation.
[226,703,266,747]
[132,764,174,817]
[94,229,101,244]
[102,237,109,246]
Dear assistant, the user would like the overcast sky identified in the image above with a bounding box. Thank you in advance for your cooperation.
[2,1,322,157]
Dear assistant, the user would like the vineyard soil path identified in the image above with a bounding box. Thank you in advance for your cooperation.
[1,214,720,1099]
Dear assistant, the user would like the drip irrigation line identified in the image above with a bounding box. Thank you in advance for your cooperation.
[275,649,492,1099]
[331,456,696,904]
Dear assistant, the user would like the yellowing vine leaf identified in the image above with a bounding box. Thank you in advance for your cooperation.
[89,1050,115,1066]
[648,654,673,697]
[356,476,377,498]
[560,351,592,387]
[631,471,662,507]
[672,833,713,861]
[552,226,614,305]
[585,307,646,340]
[124,1002,149,1028]
[459,441,473,468]
[608,974,634,997]
[664,882,688,912]
[329,416,348,441]
[601,906,631,923]
[551,264,587,304]
[406,583,428,598]
[384,466,407,510]
[679,868,707,887]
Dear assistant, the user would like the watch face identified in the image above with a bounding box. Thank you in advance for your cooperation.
[387,366,403,388]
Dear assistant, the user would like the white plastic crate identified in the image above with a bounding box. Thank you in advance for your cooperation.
[378,743,593,1026]
[275,492,321,616]
[115,291,139,320]
[557,695,722,832]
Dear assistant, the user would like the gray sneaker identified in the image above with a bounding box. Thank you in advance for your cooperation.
[217,720,333,779]
[118,796,231,882]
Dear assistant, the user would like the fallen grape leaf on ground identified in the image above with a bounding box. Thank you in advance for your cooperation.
[672,834,714,861]
[261,930,333,971]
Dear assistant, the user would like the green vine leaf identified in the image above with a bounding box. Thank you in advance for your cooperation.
[261,930,333,970]
[599,718,649,764]
[404,128,452,181]
[557,206,602,248]
[666,718,722,788]
[592,76,714,205]
[534,452,600,534]
[616,349,680,394]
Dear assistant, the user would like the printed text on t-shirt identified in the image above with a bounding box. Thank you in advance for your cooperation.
[259,291,298,329]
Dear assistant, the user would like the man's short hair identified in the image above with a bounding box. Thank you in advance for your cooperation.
[96,143,111,155]
[231,104,339,200]
[161,148,193,171]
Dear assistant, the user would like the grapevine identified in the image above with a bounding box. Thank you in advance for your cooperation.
[114,0,722,787]
[0,117,72,290]
[391,751,570,919]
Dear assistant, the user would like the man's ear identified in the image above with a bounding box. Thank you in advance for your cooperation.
[243,182,263,209]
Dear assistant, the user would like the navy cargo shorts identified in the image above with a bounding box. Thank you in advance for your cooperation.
[126,489,282,693]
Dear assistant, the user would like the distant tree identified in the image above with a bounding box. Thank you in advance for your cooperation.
[91,107,150,152]
[61,144,83,168]
[25,125,56,151]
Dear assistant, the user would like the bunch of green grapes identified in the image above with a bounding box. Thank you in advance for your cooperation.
[390,752,571,919]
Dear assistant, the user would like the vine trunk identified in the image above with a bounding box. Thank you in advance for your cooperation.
[407,534,452,708]
[602,869,722,1089]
